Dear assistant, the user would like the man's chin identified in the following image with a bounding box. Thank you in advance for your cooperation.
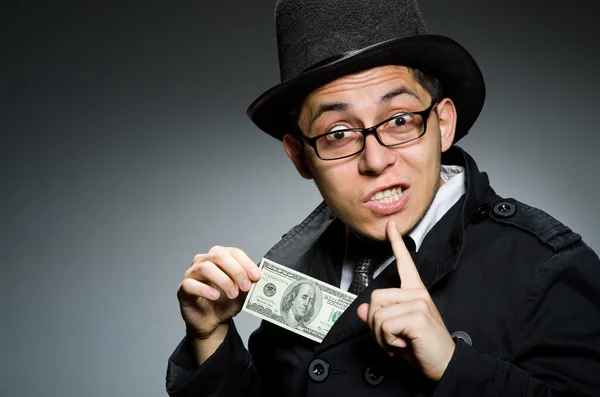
[348,225,389,242]
[350,217,415,241]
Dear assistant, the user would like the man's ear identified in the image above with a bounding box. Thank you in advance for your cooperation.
[436,98,457,153]
[283,134,314,179]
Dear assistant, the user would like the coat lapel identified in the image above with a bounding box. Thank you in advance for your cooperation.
[316,146,491,351]
[315,255,402,351]
[262,146,491,352]
[315,199,464,351]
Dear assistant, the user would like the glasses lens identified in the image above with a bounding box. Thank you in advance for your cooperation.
[316,130,363,160]
[313,112,426,160]
[377,113,425,146]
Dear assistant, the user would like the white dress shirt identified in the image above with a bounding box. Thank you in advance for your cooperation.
[340,165,466,291]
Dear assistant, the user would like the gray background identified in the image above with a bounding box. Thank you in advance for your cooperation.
[1,1,598,396]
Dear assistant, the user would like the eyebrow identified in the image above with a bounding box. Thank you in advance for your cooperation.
[378,86,419,103]
[310,102,350,126]
[309,85,421,127]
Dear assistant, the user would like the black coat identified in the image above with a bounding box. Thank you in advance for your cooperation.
[166,147,600,396]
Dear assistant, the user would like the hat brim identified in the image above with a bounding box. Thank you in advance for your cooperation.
[247,34,485,143]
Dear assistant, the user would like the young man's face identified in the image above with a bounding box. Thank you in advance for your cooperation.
[284,65,456,241]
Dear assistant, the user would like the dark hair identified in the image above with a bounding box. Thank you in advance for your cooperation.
[290,66,443,133]
[410,67,443,105]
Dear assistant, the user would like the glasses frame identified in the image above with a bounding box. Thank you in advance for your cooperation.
[299,103,437,160]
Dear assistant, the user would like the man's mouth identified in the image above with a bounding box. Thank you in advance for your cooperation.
[369,186,405,204]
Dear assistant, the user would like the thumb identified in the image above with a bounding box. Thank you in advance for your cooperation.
[357,303,369,322]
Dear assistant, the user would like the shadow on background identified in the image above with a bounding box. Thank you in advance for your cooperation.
[1,1,598,396]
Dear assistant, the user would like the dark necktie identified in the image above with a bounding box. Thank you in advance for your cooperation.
[347,236,393,295]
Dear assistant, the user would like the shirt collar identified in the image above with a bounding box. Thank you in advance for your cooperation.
[408,164,466,252]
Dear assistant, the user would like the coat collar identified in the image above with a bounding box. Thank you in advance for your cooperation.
[264,146,490,350]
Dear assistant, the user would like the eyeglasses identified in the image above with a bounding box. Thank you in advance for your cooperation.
[299,103,437,160]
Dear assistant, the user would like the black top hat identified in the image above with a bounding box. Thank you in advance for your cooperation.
[246,0,485,144]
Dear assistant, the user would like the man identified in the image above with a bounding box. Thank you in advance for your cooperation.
[281,282,317,329]
[166,0,600,396]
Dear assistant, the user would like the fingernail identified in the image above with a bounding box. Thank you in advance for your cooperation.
[242,279,251,290]
[209,290,220,300]
[229,286,238,297]
[250,268,260,279]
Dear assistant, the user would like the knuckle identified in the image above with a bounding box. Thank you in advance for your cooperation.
[185,261,203,279]
[380,319,393,335]
[211,247,229,263]
[371,309,379,323]
[194,261,207,273]
[181,277,197,289]
[370,289,381,302]
[414,312,428,328]
[229,246,244,256]
[189,261,212,278]
[372,309,383,326]
[233,269,247,282]
[179,278,196,295]
[211,245,227,256]
[185,257,206,278]
[179,278,190,290]
[415,299,429,312]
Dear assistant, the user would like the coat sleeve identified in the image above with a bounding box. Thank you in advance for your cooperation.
[432,242,600,396]
[165,321,263,397]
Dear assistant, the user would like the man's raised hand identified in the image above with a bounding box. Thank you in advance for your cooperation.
[357,220,455,380]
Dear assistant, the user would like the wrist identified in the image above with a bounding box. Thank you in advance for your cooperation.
[432,339,457,381]
[188,321,231,366]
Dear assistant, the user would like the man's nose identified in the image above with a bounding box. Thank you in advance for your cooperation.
[358,134,396,175]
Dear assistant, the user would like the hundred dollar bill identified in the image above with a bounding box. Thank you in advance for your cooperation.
[242,257,357,343]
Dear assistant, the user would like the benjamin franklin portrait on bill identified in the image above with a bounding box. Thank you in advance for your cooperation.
[280,281,321,329]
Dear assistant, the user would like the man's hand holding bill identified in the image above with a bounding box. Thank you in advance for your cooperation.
[177,246,262,365]
[357,220,456,381]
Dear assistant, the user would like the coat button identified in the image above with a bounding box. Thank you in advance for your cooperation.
[493,202,516,218]
[451,331,473,346]
[364,366,384,386]
[308,358,329,382]
[472,203,490,223]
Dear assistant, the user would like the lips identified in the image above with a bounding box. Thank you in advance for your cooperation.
[363,183,409,203]
[363,188,410,215]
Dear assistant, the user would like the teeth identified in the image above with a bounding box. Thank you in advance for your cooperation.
[370,186,404,203]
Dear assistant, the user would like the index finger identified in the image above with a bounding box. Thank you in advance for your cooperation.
[386,220,424,289]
